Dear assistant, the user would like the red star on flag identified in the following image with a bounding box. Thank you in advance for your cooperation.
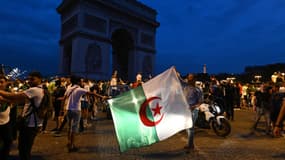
[152,102,163,117]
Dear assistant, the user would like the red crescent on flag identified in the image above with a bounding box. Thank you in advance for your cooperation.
[139,96,164,127]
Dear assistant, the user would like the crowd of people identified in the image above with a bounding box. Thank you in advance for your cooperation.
[0,72,110,160]
[0,69,284,159]
[203,76,285,137]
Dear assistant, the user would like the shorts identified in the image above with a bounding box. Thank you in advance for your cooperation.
[67,110,81,133]
[81,101,89,109]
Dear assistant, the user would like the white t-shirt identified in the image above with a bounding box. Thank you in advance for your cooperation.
[23,85,44,127]
[65,85,88,111]
[81,84,90,101]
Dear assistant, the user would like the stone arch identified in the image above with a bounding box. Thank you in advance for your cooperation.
[57,0,159,80]
[111,28,134,81]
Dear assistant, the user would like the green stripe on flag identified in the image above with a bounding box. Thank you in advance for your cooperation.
[109,86,159,152]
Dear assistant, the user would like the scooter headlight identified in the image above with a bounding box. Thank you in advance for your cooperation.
[213,105,221,114]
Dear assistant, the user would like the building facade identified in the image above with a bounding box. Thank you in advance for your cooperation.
[57,0,159,81]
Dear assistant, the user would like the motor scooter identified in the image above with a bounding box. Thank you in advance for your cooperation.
[195,102,231,137]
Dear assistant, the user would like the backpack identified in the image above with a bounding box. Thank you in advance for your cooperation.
[33,87,53,119]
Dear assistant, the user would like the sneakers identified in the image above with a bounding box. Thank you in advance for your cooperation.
[51,128,58,132]
[68,146,79,152]
[53,132,62,137]
[184,146,199,154]
[67,144,79,152]
[40,130,48,134]
[184,146,194,150]
[53,130,61,134]
[90,116,96,120]
[84,123,92,128]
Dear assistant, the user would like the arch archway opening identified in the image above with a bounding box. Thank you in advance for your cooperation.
[111,29,134,81]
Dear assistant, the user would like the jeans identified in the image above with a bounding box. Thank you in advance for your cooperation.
[187,108,199,148]
[252,107,271,133]
[18,126,39,160]
[0,122,12,160]
[67,110,81,133]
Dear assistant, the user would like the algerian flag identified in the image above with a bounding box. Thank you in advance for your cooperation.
[108,66,192,152]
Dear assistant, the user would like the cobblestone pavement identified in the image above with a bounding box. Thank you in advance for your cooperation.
[8,109,285,160]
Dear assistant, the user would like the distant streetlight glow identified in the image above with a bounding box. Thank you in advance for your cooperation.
[254,75,262,83]
[271,72,278,83]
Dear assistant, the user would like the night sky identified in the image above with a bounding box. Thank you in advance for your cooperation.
[1,0,285,77]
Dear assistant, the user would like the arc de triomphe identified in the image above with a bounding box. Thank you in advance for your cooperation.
[57,0,159,81]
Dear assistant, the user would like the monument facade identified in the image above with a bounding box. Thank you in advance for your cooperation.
[57,0,159,81]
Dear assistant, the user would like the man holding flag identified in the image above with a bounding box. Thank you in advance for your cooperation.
[108,66,193,152]
[180,73,203,153]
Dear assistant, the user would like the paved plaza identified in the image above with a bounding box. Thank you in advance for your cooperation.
[9,109,285,160]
